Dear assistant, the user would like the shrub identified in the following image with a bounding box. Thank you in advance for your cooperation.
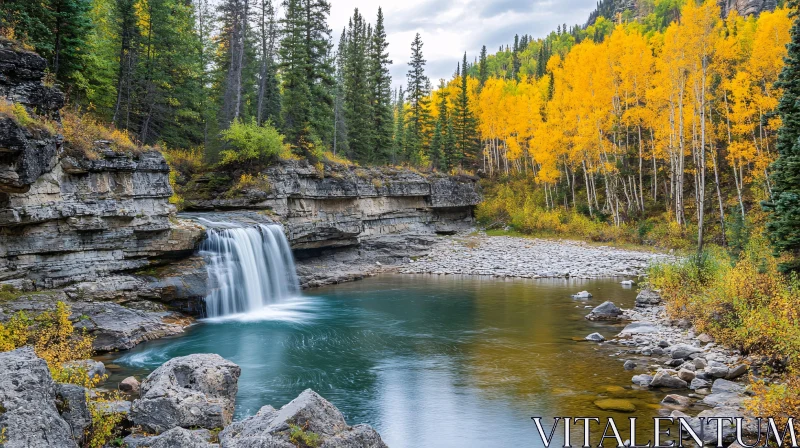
[219,119,289,166]
[649,238,800,423]
[0,97,56,134]
[0,301,99,387]
[61,110,138,159]
[86,391,126,448]
[288,422,321,448]
[224,173,271,198]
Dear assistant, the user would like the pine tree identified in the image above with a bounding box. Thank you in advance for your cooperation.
[452,53,478,167]
[765,0,800,272]
[405,33,429,164]
[256,0,281,126]
[393,87,405,164]
[431,78,449,170]
[368,7,393,164]
[333,28,349,157]
[220,0,250,128]
[512,34,521,78]
[342,9,373,162]
[478,45,488,88]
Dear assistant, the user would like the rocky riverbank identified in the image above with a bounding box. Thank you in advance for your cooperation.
[0,347,387,448]
[585,290,765,445]
[398,233,674,278]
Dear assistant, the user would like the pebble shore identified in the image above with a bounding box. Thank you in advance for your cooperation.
[400,234,675,278]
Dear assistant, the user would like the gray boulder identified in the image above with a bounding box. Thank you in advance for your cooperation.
[689,378,712,390]
[635,289,662,306]
[632,374,653,387]
[219,389,387,448]
[0,347,77,448]
[585,301,623,321]
[124,427,216,448]
[708,365,729,378]
[727,364,748,380]
[670,344,702,360]
[620,322,660,335]
[55,383,91,443]
[623,360,637,371]
[677,368,696,383]
[712,378,746,394]
[585,332,605,342]
[130,353,241,433]
[650,370,688,389]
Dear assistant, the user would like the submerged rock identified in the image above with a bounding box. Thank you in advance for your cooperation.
[219,389,387,448]
[0,347,77,448]
[130,353,241,433]
[572,291,593,299]
[594,398,636,412]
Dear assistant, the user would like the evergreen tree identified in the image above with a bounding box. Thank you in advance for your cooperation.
[452,53,478,167]
[393,87,405,164]
[431,78,449,170]
[219,0,250,128]
[511,34,521,78]
[765,0,800,272]
[367,7,393,164]
[342,9,373,162]
[333,28,349,156]
[405,33,429,164]
[478,45,488,88]
[279,0,334,156]
[255,0,281,126]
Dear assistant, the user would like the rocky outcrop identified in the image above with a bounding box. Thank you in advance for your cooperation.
[719,0,777,17]
[130,353,241,432]
[0,41,205,289]
[0,289,189,352]
[0,347,77,448]
[0,38,63,194]
[219,389,387,448]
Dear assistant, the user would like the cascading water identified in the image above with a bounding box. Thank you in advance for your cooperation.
[198,220,300,318]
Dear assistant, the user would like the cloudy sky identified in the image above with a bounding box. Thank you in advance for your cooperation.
[327,0,597,90]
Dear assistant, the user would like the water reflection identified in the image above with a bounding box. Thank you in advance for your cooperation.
[107,274,663,448]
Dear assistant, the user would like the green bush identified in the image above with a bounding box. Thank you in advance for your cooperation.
[219,120,288,166]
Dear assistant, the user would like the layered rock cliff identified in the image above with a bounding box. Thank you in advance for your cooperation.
[180,161,481,287]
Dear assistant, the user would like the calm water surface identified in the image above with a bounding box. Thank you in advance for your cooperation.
[105,274,664,448]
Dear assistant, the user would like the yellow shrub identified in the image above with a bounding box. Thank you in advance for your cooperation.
[0,302,99,388]
[61,110,141,159]
[86,391,126,448]
[0,97,56,134]
[649,238,800,421]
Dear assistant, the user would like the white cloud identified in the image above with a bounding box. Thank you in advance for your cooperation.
[328,0,597,90]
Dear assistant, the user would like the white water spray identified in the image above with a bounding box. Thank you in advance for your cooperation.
[199,221,300,318]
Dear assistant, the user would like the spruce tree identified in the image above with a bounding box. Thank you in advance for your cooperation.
[478,45,488,89]
[393,87,406,164]
[765,0,800,272]
[452,53,478,168]
[368,7,393,164]
[431,78,449,171]
[342,9,373,162]
[333,28,349,156]
[279,0,314,153]
[256,0,281,126]
[405,33,429,164]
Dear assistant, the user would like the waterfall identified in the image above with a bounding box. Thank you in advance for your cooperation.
[199,222,300,317]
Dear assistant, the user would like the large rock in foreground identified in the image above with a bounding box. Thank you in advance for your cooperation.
[130,354,241,432]
[220,389,387,448]
[0,347,77,448]
[585,301,623,321]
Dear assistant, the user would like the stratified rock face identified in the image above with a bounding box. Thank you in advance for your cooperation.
[719,0,777,17]
[0,347,78,448]
[0,39,64,194]
[219,389,387,448]
[0,41,205,287]
[183,160,481,288]
[130,354,241,432]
